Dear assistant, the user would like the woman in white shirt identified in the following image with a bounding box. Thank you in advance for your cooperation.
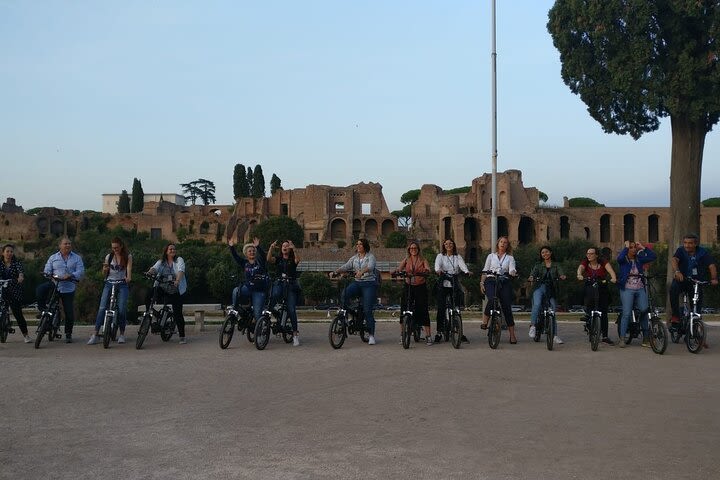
[480,236,518,344]
[434,239,471,343]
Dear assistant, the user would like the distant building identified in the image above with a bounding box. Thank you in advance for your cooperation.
[1,197,23,214]
[102,193,186,214]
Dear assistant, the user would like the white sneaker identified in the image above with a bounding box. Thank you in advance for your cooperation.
[398,335,403,345]
[529,325,536,338]
[179,337,187,345]
[87,335,98,345]
[117,335,126,344]
[292,335,300,347]
[553,336,564,344]
[24,335,32,343]
[368,335,376,345]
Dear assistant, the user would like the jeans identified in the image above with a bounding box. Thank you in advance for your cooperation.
[342,281,377,335]
[619,288,649,338]
[270,281,299,332]
[530,284,557,333]
[94,281,129,332]
[233,284,266,321]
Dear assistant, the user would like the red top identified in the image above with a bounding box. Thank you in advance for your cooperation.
[581,258,609,280]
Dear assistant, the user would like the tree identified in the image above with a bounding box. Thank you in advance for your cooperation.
[702,197,720,207]
[180,182,201,205]
[567,197,605,208]
[196,178,217,205]
[270,173,282,195]
[384,231,408,248]
[246,167,254,196]
[391,205,412,228]
[233,163,249,199]
[298,272,332,304]
[252,164,265,198]
[251,216,304,249]
[117,190,130,214]
[548,1,720,252]
[400,189,421,204]
[538,191,548,203]
[130,178,144,213]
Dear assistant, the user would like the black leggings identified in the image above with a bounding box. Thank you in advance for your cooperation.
[402,284,430,327]
[8,301,29,336]
[584,285,610,337]
[145,288,186,338]
[483,280,515,326]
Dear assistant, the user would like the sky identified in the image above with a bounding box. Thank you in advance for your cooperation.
[1,0,718,213]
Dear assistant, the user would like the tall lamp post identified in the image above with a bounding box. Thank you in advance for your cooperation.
[490,0,498,253]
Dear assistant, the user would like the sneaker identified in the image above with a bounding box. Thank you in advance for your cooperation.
[117,335,126,344]
[529,325,536,338]
[461,335,469,343]
[398,336,403,345]
[87,335,98,345]
[23,335,32,343]
[641,336,650,347]
[65,335,73,344]
[601,337,615,346]
[293,335,300,347]
[426,336,433,346]
[553,336,564,344]
[618,338,626,348]
[179,337,187,345]
[368,335,376,345]
[434,334,443,343]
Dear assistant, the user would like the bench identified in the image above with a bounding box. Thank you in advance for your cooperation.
[137,304,223,332]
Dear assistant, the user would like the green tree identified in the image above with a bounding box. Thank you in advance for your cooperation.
[539,191,548,203]
[180,182,201,205]
[251,216,304,248]
[384,231,408,248]
[445,186,471,194]
[233,163,249,199]
[400,189,421,204]
[391,204,412,228]
[252,164,265,198]
[702,197,720,207]
[196,178,216,205]
[567,197,605,207]
[548,1,720,252]
[246,166,254,196]
[298,272,332,304]
[270,173,282,195]
[117,190,130,213]
[130,178,144,213]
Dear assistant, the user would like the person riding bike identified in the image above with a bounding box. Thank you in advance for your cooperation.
[266,239,301,346]
[616,240,657,348]
[393,240,432,346]
[528,245,566,344]
[435,239,471,343]
[88,237,132,345]
[332,238,378,345]
[229,236,268,323]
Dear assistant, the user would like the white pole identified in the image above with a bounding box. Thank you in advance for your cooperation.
[490,0,498,253]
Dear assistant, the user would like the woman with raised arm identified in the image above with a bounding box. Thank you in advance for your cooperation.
[146,243,188,344]
[616,240,656,347]
[577,246,618,346]
[267,239,301,346]
[229,236,268,323]
[434,239,471,344]
[333,238,378,345]
[394,240,432,345]
[88,237,133,345]
[0,244,32,343]
[480,236,518,344]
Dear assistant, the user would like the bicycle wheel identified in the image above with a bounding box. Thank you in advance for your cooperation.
[35,315,48,349]
[280,311,293,344]
[0,308,9,343]
[686,319,706,354]
[590,313,601,351]
[102,314,113,349]
[488,313,501,349]
[450,312,462,349]
[443,307,451,342]
[546,314,555,351]
[160,313,175,342]
[400,314,412,349]
[328,314,346,349]
[110,319,119,342]
[219,314,236,349]
[254,314,271,350]
[649,318,668,355]
[135,313,151,349]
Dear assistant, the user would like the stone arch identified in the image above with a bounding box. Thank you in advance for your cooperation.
[648,214,660,243]
[352,219,361,240]
[560,216,570,239]
[499,190,508,210]
[584,227,590,240]
[518,216,535,245]
[498,216,509,238]
[442,217,452,240]
[600,214,611,243]
[365,219,378,240]
[36,217,48,235]
[623,214,635,241]
[50,219,64,237]
[330,218,346,241]
[464,217,480,263]
[381,219,394,237]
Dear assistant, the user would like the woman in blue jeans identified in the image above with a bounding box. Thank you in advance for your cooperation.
[88,237,132,345]
[528,245,566,344]
[229,236,267,323]
[267,239,302,346]
[616,240,656,347]
[333,238,378,345]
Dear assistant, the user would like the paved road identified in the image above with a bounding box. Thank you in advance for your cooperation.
[1,319,718,480]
